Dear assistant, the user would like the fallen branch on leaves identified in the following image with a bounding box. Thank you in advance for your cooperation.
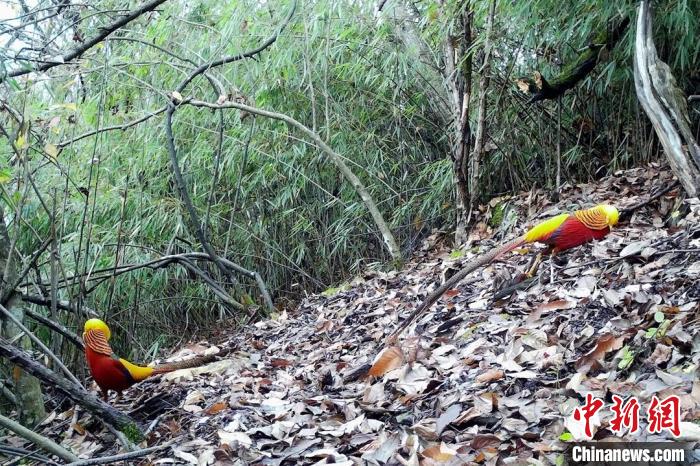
[619,180,680,220]
[0,412,78,463]
[66,441,174,466]
[0,339,140,436]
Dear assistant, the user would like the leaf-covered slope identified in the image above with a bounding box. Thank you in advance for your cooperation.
[35,165,700,464]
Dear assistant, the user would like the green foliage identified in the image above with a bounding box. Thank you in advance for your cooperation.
[489,202,506,228]
[617,345,635,370]
[449,250,464,259]
[321,283,351,297]
[121,422,144,443]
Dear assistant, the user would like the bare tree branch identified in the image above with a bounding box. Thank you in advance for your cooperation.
[21,294,98,317]
[162,0,297,311]
[24,308,84,349]
[1,0,170,83]
[0,303,83,386]
[0,412,79,463]
[67,441,174,466]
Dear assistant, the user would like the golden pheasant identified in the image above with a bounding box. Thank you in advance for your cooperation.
[83,319,210,400]
[389,204,619,340]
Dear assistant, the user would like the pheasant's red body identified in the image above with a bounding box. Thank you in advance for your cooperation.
[539,215,612,251]
[84,346,135,394]
[513,204,619,254]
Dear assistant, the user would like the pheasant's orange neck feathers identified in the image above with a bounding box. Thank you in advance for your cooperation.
[84,329,113,356]
[574,205,612,230]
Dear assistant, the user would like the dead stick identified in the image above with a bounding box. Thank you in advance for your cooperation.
[619,180,679,218]
[66,441,174,466]
[387,237,522,343]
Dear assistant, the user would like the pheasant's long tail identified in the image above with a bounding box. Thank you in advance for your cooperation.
[152,353,217,374]
[387,236,526,343]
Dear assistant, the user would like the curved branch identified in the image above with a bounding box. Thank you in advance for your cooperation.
[24,308,84,350]
[163,0,296,311]
[21,294,97,317]
[22,252,272,311]
[517,16,629,103]
[183,98,403,261]
[173,0,297,94]
[57,106,167,149]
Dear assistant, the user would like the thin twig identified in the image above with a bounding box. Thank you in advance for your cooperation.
[619,180,680,218]
[66,441,175,466]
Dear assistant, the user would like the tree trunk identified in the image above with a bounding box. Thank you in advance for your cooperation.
[633,1,700,196]
[0,205,46,426]
[468,0,496,218]
[444,3,473,246]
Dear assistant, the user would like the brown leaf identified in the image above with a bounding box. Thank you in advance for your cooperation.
[205,401,228,415]
[475,368,504,384]
[164,418,181,434]
[444,289,460,298]
[516,78,531,93]
[71,422,85,435]
[575,333,628,374]
[471,434,501,449]
[270,358,293,368]
[536,299,576,311]
[422,442,457,461]
[251,339,266,350]
[368,346,404,377]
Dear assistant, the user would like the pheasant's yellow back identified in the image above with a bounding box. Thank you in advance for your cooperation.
[523,213,569,243]
[118,358,155,382]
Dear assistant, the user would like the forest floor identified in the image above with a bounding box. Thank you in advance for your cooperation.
[22,164,700,464]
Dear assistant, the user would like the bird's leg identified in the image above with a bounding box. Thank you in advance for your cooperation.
[526,253,543,278]
[549,257,554,282]
[100,390,108,401]
[548,248,560,283]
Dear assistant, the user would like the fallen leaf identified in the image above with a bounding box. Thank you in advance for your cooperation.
[435,403,461,436]
[576,334,628,374]
[537,299,576,311]
[218,431,252,449]
[476,368,504,383]
[422,442,457,461]
[270,358,293,368]
[204,401,228,415]
[570,276,597,298]
[368,346,404,377]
